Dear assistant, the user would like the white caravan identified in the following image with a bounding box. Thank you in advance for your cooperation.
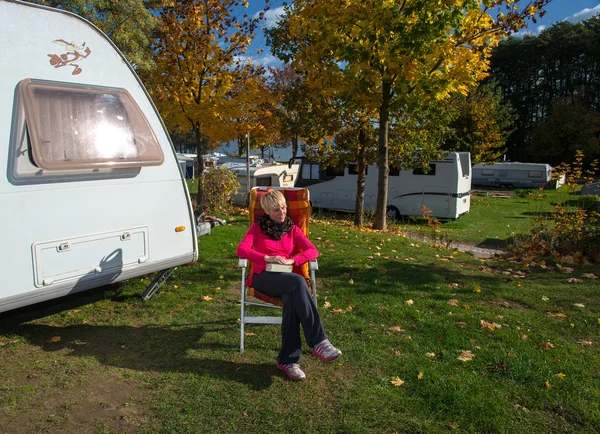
[295,152,471,219]
[472,162,563,189]
[228,162,300,205]
[0,0,198,313]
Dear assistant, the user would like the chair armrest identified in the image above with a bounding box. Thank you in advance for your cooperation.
[238,258,248,268]
[309,259,318,271]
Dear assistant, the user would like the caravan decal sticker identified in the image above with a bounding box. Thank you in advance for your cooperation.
[48,40,91,75]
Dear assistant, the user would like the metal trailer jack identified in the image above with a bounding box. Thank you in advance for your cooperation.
[141,267,176,301]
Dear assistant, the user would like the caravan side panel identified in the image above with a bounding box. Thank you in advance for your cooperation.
[0,1,198,313]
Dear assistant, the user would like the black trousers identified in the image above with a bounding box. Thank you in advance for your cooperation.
[252,271,326,364]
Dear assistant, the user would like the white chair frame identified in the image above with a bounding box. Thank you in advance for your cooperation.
[238,258,318,353]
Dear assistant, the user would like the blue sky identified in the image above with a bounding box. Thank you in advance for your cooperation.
[241,0,600,68]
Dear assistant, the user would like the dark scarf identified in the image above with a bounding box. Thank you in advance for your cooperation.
[257,214,294,240]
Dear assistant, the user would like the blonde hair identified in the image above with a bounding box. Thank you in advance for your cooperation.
[260,189,287,212]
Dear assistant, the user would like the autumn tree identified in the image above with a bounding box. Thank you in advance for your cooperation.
[26,0,156,72]
[270,0,549,230]
[444,81,516,164]
[144,0,268,207]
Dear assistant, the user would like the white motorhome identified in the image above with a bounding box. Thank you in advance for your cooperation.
[228,162,300,205]
[472,162,563,189]
[0,0,198,313]
[295,152,471,219]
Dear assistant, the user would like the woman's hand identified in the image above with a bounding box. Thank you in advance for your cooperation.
[265,256,294,265]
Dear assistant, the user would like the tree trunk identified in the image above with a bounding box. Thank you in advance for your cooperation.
[291,135,299,159]
[373,81,391,230]
[354,127,367,227]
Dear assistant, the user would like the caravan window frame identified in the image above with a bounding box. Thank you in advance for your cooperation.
[528,171,543,178]
[18,78,164,171]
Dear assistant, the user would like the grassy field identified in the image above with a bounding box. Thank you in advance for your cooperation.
[1,189,599,433]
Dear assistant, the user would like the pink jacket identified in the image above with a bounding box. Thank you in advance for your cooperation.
[236,222,319,287]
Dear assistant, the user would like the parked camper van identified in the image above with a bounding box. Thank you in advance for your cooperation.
[228,161,300,205]
[0,0,198,313]
[472,162,563,189]
[295,152,471,219]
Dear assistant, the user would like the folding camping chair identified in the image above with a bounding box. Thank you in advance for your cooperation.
[238,187,318,353]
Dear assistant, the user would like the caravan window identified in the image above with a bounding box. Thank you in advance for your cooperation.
[528,171,543,178]
[481,169,494,176]
[256,177,271,186]
[389,167,400,176]
[499,170,508,177]
[301,163,320,180]
[19,79,164,170]
[348,164,367,175]
[413,164,436,176]
[325,166,344,177]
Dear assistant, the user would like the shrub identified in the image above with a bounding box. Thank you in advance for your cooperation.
[578,194,600,213]
[514,189,531,198]
[198,166,240,215]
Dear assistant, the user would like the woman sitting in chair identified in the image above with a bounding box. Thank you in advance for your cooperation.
[236,189,341,381]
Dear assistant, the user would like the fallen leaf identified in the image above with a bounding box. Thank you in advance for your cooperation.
[573,303,585,308]
[200,295,213,302]
[331,309,344,315]
[405,299,414,305]
[425,352,436,358]
[323,301,331,308]
[390,377,405,387]
[539,341,555,350]
[567,278,582,283]
[244,332,255,337]
[581,273,598,280]
[546,312,567,318]
[390,326,405,332]
[519,334,528,340]
[349,279,354,285]
[480,320,502,331]
[555,373,566,380]
[454,322,467,329]
[345,306,353,313]
[219,275,225,279]
[447,422,460,429]
[447,299,460,306]
[546,381,552,389]
[448,283,459,288]
[577,340,593,346]
[417,371,424,380]
[457,350,475,362]
[45,336,61,344]
[541,296,549,301]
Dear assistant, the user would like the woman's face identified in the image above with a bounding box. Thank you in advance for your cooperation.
[267,203,287,223]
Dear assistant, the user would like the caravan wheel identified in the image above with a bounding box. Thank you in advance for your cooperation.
[386,205,401,221]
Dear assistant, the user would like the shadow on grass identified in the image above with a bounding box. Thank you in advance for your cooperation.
[1,322,275,390]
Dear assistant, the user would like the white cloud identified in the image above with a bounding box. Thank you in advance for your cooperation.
[255,6,285,29]
[537,24,546,32]
[234,53,280,68]
[566,5,600,23]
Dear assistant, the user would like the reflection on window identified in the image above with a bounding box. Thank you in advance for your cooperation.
[19,79,163,170]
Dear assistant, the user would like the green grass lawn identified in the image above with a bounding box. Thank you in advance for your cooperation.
[1,189,599,433]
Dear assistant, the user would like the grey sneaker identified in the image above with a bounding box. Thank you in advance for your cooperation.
[277,363,306,380]
[312,339,342,361]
